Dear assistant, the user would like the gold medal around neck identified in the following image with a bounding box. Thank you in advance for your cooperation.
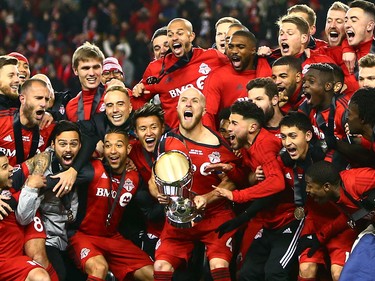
[294,206,305,220]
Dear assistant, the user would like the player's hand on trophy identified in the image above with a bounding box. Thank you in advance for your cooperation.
[194,195,207,210]
[157,194,170,205]
[213,185,233,201]
[148,173,160,199]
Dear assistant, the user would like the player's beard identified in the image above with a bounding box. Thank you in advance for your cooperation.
[0,84,18,100]
[264,106,275,123]
[287,83,297,101]
[180,111,203,131]
[23,103,38,127]
[231,131,247,150]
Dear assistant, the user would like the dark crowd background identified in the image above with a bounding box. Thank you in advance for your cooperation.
[0,0,349,94]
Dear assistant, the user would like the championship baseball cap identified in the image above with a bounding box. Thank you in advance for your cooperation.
[103,57,123,74]
[8,52,29,65]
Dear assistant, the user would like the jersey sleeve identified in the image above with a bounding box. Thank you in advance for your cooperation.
[16,186,41,226]
[231,157,285,203]
[202,68,223,129]
[231,137,285,203]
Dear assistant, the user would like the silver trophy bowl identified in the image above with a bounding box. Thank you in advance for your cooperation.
[153,150,203,228]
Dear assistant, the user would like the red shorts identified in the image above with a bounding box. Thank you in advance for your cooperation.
[300,227,357,266]
[24,212,46,242]
[0,256,44,281]
[155,208,235,269]
[69,231,153,280]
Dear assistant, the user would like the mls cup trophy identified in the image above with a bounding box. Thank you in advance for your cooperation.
[153,150,203,228]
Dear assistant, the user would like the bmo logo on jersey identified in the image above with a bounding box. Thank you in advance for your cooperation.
[96,176,135,208]
[0,147,16,158]
[169,76,208,98]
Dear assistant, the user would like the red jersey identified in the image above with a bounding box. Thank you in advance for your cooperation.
[230,128,285,203]
[301,51,336,74]
[359,136,375,153]
[134,47,229,129]
[266,125,282,139]
[66,86,106,122]
[128,140,154,183]
[282,162,341,231]
[310,37,328,50]
[342,38,375,62]
[128,140,164,236]
[202,57,272,129]
[249,157,296,230]
[0,189,24,262]
[315,45,359,98]
[0,110,54,166]
[303,96,348,165]
[337,168,375,213]
[78,160,140,237]
[300,95,348,141]
[163,128,238,215]
[280,84,305,114]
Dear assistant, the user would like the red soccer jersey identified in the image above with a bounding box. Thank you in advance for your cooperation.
[249,158,296,230]
[134,47,229,129]
[301,51,336,74]
[302,95,348,165]
[281,162,342,236]
[337,168,375,212]
[128,140,164,236]
[312,37,328,50]
[66,87,106,122]
[342,38,375,62]
[128,140,154,183]
[359,136,375,153]
[230,128,285,203]
[266,125,282,139]
[163,128,238,215]
[0,189,24,262]
[305,95,348,141]
[280,84,305,114]
[202,57,272,129]
[78,160,140,237]
[315,45,359,98]
[0,110,54,166]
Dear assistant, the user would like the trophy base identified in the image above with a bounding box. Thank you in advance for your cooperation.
[166,196,203,228]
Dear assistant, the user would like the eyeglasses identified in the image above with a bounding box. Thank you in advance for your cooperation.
[102,69,122,78]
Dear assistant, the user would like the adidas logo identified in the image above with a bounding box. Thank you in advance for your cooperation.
[101,172,107,179]
[285,172,292,180]
[283,228,292,234]
[3,135,12,142]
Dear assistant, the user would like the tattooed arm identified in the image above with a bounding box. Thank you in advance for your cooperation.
[15,151,50,225]
[24,150,51,175]
[11,151,51,192]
